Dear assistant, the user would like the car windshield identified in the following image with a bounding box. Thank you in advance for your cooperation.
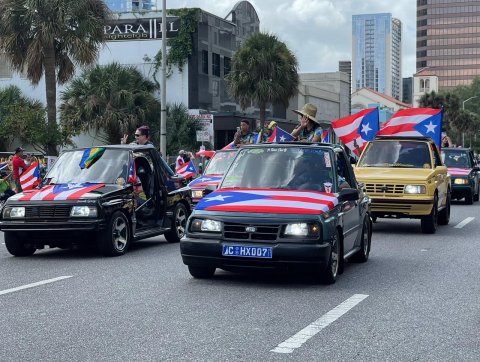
[441,150,471,168]
[203,151,236,175]
[45,149,130,184]
[358,141,432,168]
[221,147,336,192]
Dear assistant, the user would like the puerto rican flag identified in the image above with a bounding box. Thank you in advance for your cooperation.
[447,167,471,176]
[332,108,379,156]
[321,130,330,143]
[221,142,236,150]
[20,162,41,191]
[188,174,223,189]
[195,188,338,215]
[18,183,105,201]
[176,160,197,179]
[267,126,295,143]
[377,108,443,147]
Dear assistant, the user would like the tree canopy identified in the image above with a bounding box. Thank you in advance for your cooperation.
[226,32,299,123]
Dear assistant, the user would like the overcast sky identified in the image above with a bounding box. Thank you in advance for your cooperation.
[173,0,416,78]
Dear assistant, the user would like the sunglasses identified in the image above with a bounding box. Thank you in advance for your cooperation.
[134,134,143,137]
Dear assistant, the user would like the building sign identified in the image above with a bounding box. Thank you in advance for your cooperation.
[104,17,180,41]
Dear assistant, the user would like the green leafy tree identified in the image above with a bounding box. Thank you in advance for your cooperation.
[60,63,160,144]
[226,32,299,124]
[0,0,111,155]
[0,85,72,153]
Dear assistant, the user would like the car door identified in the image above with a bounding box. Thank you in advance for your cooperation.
[335,150,360,253]
[144,150,167,224]
[430,143,448,207]
[468,150,479,195]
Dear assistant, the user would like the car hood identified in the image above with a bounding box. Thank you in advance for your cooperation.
[354,167,436,182]
[8,183,122,202]
[194,188,338,215]
[187,174,223,190]
[447,167,472,177]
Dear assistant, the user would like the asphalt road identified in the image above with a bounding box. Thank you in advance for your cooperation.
[0,202,479,361]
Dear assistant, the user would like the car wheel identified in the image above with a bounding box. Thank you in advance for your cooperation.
[465,189,474,205]
[97,211,131,257]
[421,194,438,234]
[371,214,378,223]
[438,192,451,226]
[319,229,340,284]
[351,216,371,263]
[188,265,216,279]
[4,232,36,257]
[165,203,188,243]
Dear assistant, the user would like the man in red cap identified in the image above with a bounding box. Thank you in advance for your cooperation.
[12,147,32,193]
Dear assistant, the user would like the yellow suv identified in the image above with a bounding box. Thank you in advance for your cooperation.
[354,136,451,234]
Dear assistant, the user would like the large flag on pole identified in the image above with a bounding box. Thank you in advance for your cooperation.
[331,108,380,155]
[377,108,443,147]
[267,126,295,143]
[176,160,197,179]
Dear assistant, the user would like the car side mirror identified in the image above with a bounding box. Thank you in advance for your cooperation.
[203,184,217,196]
[350,156,357,164]
[473,166,480,172]
[338,188,359,202]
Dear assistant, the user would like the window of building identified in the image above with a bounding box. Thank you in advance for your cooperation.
[425,79,430,92]
[0,54,12,79]
[202,50,209,74]
[223,56,231,77]
[212,53,220,77]
[420,79,425,92]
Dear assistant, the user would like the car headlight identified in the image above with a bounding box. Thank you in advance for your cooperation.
[3,207,25,218]
[454,178,469,185]
[404,185,426,194]
[190,218,222,232]
[192,190,204,199]
[284,223,321,237]
[70,206,98,217]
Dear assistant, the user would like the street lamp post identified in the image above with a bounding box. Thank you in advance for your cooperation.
[462,96,478,147]
[160,0,167,159]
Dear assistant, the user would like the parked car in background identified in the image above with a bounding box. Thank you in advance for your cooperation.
[354,136,450,234]
[181,142,372,284]
[187,149,237,205]
[0,145,191,257]
[441,147,479,204]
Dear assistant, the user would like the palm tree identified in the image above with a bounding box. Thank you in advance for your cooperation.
[0,0,111,155]
[60,63,160,144]
[226,32,299,124]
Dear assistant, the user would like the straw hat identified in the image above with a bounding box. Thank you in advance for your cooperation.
[268,121,277,129]
[293,103,319,124]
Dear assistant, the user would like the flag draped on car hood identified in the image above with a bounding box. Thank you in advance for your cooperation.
[447,167,471,176]
[15,183,105,201]
[195,188,338,214]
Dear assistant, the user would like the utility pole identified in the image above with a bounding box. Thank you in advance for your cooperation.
[160,0,167,159]
[462,96,478,147]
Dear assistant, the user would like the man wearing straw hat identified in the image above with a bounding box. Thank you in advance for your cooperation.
[290,103,323,142]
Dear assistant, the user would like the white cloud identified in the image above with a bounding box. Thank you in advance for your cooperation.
[170,0,417,77]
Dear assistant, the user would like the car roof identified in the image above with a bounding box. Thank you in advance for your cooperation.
[373,136,434,142]
[240,142,341,151]
[64,144,156,152]
[442,147,470,151]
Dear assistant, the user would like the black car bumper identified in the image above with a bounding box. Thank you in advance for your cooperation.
[451,185,472,199]
[0,219,106,232]
[181,237,331,271]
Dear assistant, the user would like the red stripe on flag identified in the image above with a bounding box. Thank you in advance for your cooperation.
[205,205,326,214]
[67,184,105,200]
[268,195,336,209]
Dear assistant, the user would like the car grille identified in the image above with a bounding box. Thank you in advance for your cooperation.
[25,205,72,219]
[223,223,280,241]
[365,183,405,194]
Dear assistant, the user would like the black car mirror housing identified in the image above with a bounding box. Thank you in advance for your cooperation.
[338,188,359,202]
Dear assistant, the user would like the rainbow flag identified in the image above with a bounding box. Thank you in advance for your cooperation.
[79,147,106,169]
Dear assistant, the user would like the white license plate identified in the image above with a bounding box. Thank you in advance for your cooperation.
[222,245,272,259]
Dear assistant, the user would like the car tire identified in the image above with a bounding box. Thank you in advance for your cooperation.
[319,229,340,284]
[4,232,36,257]
[165,203,188,243]
[188,265,216,279]
[351,216,371,263]
[438,192,451,226]
[465,189,474,205]
[97,211,131,257]
[421,195,438,234]
[371,214,378,223]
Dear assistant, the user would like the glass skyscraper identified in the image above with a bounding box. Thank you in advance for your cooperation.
[106,0,154,12]
[352,13,402,100]
[416,0,480,90]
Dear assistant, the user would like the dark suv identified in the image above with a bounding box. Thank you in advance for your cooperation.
[0,145,191,257]
[180,143,372,284]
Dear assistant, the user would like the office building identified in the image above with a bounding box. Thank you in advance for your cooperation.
[402,77,413,105]
[352,13,402,100]
[416,0,480,90]
[339,60,352,114]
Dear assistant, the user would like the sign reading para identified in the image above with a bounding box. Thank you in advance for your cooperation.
[104,17,180,41]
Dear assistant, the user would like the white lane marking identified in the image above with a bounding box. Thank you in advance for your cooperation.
[0,276,73,296]
[454,217,475,229]
[271,294,369,354]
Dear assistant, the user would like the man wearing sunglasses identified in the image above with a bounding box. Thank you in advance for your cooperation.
[121,125,154,146]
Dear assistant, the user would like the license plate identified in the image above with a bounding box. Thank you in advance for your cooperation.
[222,245,272,259]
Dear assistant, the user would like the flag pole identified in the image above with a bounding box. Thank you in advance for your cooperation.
[160,0,167,159]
